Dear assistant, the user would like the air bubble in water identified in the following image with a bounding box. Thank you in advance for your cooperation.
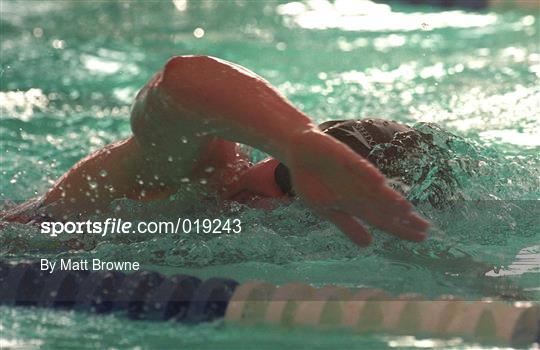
[193,28,205,38]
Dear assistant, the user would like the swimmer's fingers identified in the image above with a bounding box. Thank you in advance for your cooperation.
[335,173,429,236]
[322,210,373,247]
[361,208,427,242]
[353,198,429,235]
[372,185,430,235]
[294,171,373,246]
[288,134,430,245]
[325,139,430,236]
[344,195,428,242]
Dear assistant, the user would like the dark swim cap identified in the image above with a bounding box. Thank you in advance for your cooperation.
[274,118,414,196]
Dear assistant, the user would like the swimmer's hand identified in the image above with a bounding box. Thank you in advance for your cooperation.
[286,130,429,247]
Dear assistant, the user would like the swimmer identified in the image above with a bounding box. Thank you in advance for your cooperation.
[2,56,429,247]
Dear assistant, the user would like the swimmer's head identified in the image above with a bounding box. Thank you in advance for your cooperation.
[317,118,413,159]
[274,118,414,196]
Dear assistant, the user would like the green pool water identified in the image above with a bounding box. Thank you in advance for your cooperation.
[1,0,539,349]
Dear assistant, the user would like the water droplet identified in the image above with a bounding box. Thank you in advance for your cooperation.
[33,27,43,38]
[200,179,207,185]
[205,166,215,173]
[168,156,174,162]
[181,136,188,144]
[99,170,108,177]
[180,177,190,183]
[138,180,144,185]
[52,39,65,49]
[89,181,98,190]
[193,27,205,38]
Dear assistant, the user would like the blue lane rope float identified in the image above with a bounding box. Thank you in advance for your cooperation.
[114,270,165,319]
[75,270,125,313]
[39,269,89,308]
[144,274,201,321]
[1,261,539,347]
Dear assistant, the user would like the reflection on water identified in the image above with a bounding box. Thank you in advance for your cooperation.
[486,245,540,277]
[277,0,498,31]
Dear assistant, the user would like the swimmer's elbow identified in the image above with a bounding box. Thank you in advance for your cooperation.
[161,55,216,84]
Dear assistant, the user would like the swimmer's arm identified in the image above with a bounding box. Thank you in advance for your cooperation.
[20,56,313,221]
[136,56,430,245]
[41,137,174,219]
[131,55,316,164]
